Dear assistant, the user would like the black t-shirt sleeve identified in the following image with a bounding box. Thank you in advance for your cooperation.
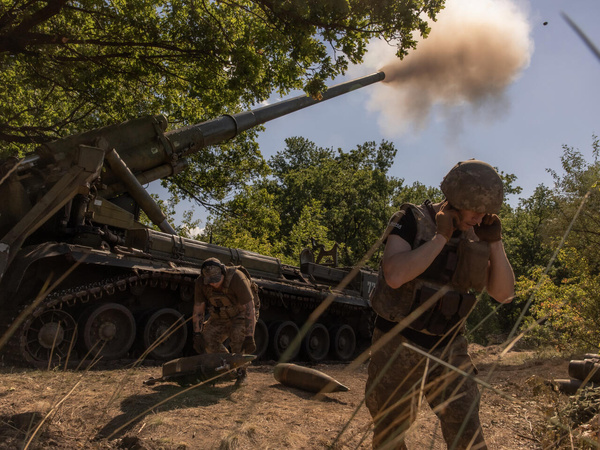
[388,208,417,245]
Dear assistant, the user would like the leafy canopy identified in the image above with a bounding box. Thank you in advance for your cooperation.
[508,137,600,351]
[1,0,445,212]
[1,0,444,150]
[204,136,404,266]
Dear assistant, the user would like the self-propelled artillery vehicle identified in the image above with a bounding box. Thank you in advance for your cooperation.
[0,72,384,368]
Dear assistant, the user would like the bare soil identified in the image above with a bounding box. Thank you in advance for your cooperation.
[0,346,594,449]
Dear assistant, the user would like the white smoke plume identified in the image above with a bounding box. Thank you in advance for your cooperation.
[362,0,533,137]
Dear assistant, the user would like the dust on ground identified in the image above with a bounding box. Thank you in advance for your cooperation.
[0,347,591,449]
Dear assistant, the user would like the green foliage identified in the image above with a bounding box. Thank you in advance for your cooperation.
[0,0,446,209]
[269,137,404,266]
[517,248,600,352]
[506,137,600,351]
[0,0,443,147]
[497,184,557,333]
[465,294,506,345]
[286,200,336,266]
[200,184,285,257]
[498,168,523,199]
[545,136,600,273]
[391,180,443,207]
[206,137,403,266]
[167,135,271,214]
[502,184,556,278]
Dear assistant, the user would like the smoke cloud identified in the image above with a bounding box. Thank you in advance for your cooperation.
[362,0,533,137]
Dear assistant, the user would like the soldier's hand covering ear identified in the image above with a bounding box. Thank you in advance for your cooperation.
[436,202,458,242]
[474,214,502,242]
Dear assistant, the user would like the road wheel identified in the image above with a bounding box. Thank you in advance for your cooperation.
[21,309,77,366]
[302,323,330,362]
[81,303,136,360]
[269,321,300,361]
[329,324,356,361]
[142,308,187,360]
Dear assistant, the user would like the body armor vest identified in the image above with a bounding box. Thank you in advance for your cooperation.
[370,202,490,335]
[204,266,260,321]
[204,267,243,318]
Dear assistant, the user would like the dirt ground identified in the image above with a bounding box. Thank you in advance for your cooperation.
[0,346,594,449]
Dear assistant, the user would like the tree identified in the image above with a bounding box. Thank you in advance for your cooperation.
[200,183,285,257]
[544,137,600,273]
[1,0,445,210]
[270,137,403,265]
[517,248,600,351]
[205,137,403,266]
[507,138,600,351]
[502,184,556,279]
[286,199,336,266]
[481,184,557,338]
[391,180,443,207]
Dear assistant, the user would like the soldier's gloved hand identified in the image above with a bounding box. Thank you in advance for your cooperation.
[193,332,206,354]
[474,214,502,242]
[435,202,458,242]
[242,336,256,354]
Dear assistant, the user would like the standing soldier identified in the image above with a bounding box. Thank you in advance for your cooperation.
[193,257,258,385]
[366,160,515,449]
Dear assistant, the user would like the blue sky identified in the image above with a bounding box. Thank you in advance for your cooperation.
[255,0,599,209]
[154,0,599,227]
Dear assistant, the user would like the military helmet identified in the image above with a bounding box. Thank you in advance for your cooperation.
[201,257,225,285]
[440,159,503,214]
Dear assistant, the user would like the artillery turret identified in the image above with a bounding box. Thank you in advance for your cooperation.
[0,72,384,368]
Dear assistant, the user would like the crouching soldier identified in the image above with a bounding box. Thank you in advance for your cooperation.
[193,257,258,385]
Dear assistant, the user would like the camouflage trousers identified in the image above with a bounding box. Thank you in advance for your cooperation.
[365,328,487,450]
[202,313,246,354]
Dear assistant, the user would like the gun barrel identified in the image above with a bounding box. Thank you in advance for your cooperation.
[167,71,385,156]
[10,71,385,199]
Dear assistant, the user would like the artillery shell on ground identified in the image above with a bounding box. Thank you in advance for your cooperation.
[144,352,256,387]
[568,359,600,383]
[273,363,349,394]
[553,378,600,395]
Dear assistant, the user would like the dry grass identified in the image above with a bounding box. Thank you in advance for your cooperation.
[1,349,591,450]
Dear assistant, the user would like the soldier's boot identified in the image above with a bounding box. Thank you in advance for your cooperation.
[235,367,248,386]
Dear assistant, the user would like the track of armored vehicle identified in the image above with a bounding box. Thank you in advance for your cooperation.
[1,235,376,368]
